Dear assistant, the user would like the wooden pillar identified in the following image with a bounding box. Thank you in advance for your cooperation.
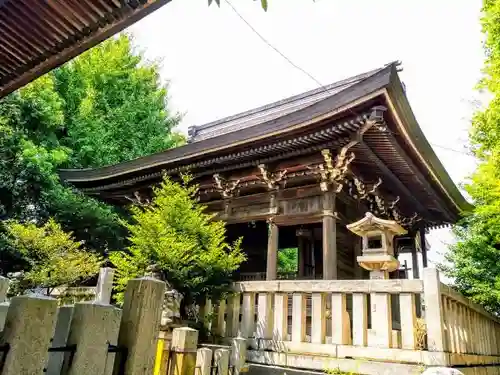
[354,237,363,279]
[310,237,316,278]
[322,191,337,280]
[297,234,306,278]
[297,228,312,278]
[420,227,428,268]
[266,219,278,280]
[410,235,423,317]
[410,240,419,279]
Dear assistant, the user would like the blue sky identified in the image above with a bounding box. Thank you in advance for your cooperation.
[127,0,485,269]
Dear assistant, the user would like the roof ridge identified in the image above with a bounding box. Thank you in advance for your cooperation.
[187,63,391,141]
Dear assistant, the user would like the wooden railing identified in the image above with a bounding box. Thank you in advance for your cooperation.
[200,268,500,370]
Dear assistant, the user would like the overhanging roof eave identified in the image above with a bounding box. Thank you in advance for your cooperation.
[59,66,394,184]
[0,0,172,99]
[384,71,472,218]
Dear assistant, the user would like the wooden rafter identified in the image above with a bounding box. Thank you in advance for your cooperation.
[0,0,173,98]
[359,141,429,216]
[382,131,455,222]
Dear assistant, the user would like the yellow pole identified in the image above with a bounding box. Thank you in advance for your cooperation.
[154,336,165,375]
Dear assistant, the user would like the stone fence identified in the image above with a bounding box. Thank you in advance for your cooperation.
[200,268,500,375]
[0,275,165,375]
[155,327,247,375]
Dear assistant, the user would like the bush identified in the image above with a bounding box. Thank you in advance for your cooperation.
[110,176,245,316]
[4,219,102,295]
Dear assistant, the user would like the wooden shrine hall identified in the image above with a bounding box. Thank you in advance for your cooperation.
[60,62,471,282]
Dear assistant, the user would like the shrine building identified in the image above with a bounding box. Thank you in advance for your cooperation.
[60,62,471,282]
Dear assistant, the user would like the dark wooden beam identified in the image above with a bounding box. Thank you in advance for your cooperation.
[419,226,428,268]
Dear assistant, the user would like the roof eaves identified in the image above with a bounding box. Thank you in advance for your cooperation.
[60,66,394,184]
[384,67,473,216]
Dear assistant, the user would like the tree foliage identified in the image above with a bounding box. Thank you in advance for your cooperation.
[4,219,102,295]
[277,248,298,276]
[110,176,245,314]
[443,0,500,314]
[54,35,183,168]
[0,34,183,273]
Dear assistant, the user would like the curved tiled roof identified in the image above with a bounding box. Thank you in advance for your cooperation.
[188,67,383,142]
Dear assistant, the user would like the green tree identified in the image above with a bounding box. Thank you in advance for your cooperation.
[443,0,500,314]
[110,176,245,316]
[277,248,298,276]
[4,219,102,296]
[0,34,183,273]
[54,35,183,168]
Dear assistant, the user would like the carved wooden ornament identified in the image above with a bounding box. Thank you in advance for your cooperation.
[258,164,287,190]
[213,173,240,199]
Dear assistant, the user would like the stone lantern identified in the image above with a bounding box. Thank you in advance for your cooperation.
[347,212,407,280]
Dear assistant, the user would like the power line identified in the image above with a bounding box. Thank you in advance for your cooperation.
[224,0,475,159]
[431,143,473,156]
[223,0,325,88]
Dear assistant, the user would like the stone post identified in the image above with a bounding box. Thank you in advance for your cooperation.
[196,347,212,375]
[0,276,10,331]
[62,302,121,375]
[0,276,10,302]
[154,331,171,375]
[0,295,58,375]
[214,348,230,375]
[423,268,446,353]
[46,306,74,375]
[95,267,115,304]
[231,337,247,375]
[0,301,9,331]
[115,277,166,375]
[169,327,199,375]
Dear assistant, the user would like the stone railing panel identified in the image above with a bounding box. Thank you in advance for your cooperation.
[439,281,500,358]
[200,270,500,373]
